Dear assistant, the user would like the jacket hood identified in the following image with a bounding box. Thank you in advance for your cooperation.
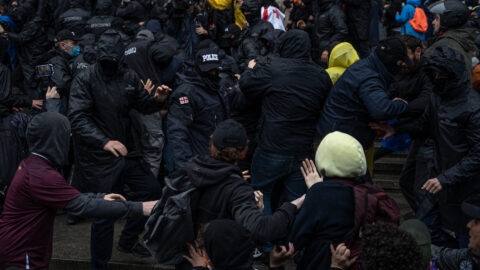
[278,29,311,60]
[26,112,71,168]
[407,0,421,7]
[328,42,360,69]
[424,46,468,96]
[441,28,475,52]
[96,29,125,62]
[186,156,242,188]
[260,29,284,48]
[205,219,255,270]
[250,20,274,38]
[318,0,337,11]
[315,131,367,178]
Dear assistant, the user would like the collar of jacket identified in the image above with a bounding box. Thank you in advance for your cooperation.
[368,51,395,86]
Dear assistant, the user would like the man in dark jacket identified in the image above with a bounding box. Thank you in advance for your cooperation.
[68,29,168,269]
[314,0,348,63]
[167,47,239,169]
[239,30,331,219]
[87,0,116,37]
[55,0,91,36]
[316,37,410,151]
[373,46,480,248]
[0,11,50,102]
[0,112,157,270]
[426,0,475,82]
[343,0,371,58]
[47,29,81,111]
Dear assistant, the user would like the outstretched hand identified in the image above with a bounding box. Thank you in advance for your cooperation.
[270,243,297,268]
[369,122,396,140]
[104,193,126,201]
[330,243,357,270]
[154,84,172,103]
[141,78,155,94]
[183,242,206,267]
[300,159,322,189]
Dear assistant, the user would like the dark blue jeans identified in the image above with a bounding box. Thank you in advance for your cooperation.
[251,148,308,216]
[90,158,162,270]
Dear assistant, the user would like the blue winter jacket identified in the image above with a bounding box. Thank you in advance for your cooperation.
[316,52,407,149]
[395,0,426,40]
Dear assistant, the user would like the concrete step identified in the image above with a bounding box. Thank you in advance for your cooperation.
[373,156,405,174]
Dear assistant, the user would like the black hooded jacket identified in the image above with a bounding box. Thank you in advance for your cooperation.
[395,46,480,234]
[186,156,297,243]
[68,30,163,192]
[239,30,332,155]
[166,63,233,169]
[27,112,70,168]
[56,7,91,36]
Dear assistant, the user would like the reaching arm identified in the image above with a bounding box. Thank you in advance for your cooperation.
[64,193,143,219]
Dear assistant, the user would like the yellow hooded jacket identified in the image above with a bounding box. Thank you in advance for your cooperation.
[208,0,246,29]
[326,42,360,85]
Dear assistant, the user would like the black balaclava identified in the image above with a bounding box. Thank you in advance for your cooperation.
[96,29,124,76]
[204,219,255,270]
[375,37,412,76]
[27,112,71,168]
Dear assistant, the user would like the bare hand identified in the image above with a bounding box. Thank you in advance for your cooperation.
[103,140,128,157]
[32,99,43,110]
[296,19,306,29]
[291,194,306,210]
[141,78,155,94]
[254,190,264,212]
[104,193,126,201]
[248,59,256,69]
[138,21,145,26]
[234,74,241,80]
[330,243,357,269]
[183,242,206,267]
[0,25,4,33]
[300,158,323,189]
[154,84,172,103]
[321,50,329,63]
[393,97,408,105]
[12,107,24,113]
[242,170,251,181]
[422,178,443,194]
[270,243,297,268]
[142,200,158,216]
[195,25,208,35]
[369,122,396,140]
[46,86,60,99]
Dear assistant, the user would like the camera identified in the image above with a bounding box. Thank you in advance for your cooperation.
[35,64,54,95]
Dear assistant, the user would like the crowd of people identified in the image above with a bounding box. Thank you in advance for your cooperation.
[1,0,480,269]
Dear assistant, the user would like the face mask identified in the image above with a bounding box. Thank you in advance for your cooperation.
[99,59,119,76]
[202,72,221,90]
[432,77,450,98]
[68,45,80,57]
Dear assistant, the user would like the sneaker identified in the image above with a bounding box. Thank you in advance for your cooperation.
[117,242,152,258]
[252,247,263,259]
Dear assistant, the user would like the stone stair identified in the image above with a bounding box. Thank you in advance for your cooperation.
[372,141,408,192]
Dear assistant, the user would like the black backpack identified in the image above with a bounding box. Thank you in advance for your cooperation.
[143,169,199,264]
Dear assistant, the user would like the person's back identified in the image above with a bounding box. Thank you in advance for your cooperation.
[240,29,331,155]
[395,0,426,40]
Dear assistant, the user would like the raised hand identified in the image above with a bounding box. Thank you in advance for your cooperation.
[300,158,323,189]
[330,243,357,270]
[141,78,155,94]
[154,84,172,103]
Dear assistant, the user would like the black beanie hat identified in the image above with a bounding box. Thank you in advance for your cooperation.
[375,37,413,75]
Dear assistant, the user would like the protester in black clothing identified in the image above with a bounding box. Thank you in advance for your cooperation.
[68,29,169,268]
[372,46,480,248]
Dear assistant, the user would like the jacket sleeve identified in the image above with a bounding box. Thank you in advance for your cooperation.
[68,74,110,149]
[395,5,413,23]
[431,245,468,270]
[6,24,37,45]
[358,78,407,120]
[239,64,272,100]
[131,73,163,114]
[166,87,194,169]
[44,98,65,114]
[394,96,431,138]
[230,184,297,243]
[401,73,433,118]
[437,110,480,186]
[51,58,73,97]
[64,193,143,219]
